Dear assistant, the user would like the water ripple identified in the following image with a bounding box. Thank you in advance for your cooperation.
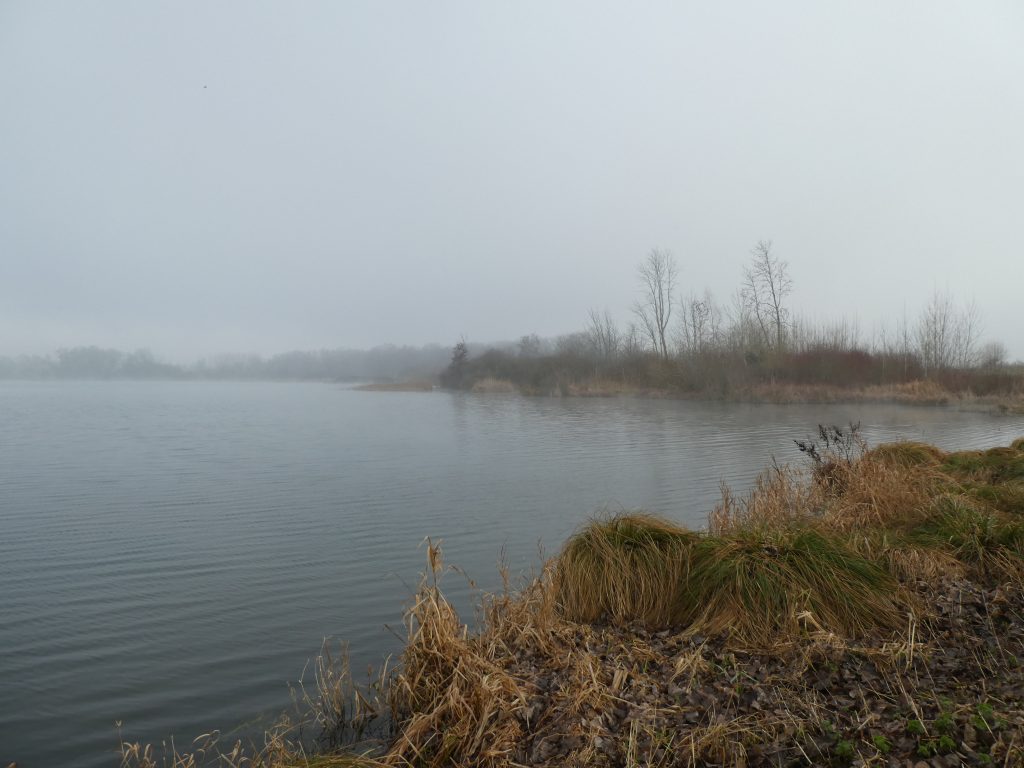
[1,381,1022,767]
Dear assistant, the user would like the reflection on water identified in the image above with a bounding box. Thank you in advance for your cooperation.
[1,381,1021,767]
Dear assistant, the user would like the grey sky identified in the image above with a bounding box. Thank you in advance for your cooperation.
[2,1,1022,360]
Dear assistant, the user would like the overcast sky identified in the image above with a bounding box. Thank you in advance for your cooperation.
[2,2,1022,361]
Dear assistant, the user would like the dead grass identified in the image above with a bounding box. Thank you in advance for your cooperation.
[739,379,954,405]
[469,377,517,394]
[382,542,537,767]
[354,380,435,392]
[554,514,697,627]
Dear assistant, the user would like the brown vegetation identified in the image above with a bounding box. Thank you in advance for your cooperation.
[469,377,517,394]
[354,380,435,392]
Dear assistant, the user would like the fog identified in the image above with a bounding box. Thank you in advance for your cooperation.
[2,2,1022,361]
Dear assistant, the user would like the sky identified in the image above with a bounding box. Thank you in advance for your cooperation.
[2,1,1023,361]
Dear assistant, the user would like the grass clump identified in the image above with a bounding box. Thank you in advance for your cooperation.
[683,526,904,641]
[555,513,696,627]
[864,441,943,468]
[907,494,1024,581]
[941,446,1024,484]
[555,514,906,642]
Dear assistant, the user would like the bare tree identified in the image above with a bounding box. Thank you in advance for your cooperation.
[517,333,542,357]
[978,340,1007,370]
[585,308,621,360]
[621,322,648,357]
[915,290,956,374]
[741,240,792,350]
[633,249,678,359]
[915,289,983,374]
[678,289,721,355]
[952,299,983,369]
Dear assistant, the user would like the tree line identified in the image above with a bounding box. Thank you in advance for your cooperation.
[445,243,1017,396]
[0,344,451,382]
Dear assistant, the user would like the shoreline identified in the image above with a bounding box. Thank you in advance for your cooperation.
[361,376,1024,413]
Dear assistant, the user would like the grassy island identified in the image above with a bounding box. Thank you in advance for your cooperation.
[123,432,1024,768]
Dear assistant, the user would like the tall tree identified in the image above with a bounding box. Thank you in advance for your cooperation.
[742,240,792,351]
[633,249,678,359]
[585,308,621,360]
[915,289,982,374]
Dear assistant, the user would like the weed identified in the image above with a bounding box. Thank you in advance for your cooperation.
[833,739,855,760]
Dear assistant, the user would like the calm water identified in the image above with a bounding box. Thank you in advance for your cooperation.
[2,381,1023,767]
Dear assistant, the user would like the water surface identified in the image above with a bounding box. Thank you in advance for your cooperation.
[2,381,1022,767]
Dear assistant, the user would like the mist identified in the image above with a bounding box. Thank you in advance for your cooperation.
[3,2,1023,359]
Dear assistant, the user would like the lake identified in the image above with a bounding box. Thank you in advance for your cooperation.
[2,381,1022,767]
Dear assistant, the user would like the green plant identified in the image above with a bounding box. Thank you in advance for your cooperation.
[834,739,854,760]
[938,734,956,753]
[935,710,955,735]
[972,701,1001,731]
[871,734,891,754]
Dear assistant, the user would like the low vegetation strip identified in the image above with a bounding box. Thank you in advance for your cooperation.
[121,434,1024,767]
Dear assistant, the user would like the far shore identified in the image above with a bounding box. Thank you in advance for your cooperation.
[358,374,1024,413]
[352,379,436,392]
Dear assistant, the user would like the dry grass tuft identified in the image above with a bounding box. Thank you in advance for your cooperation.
[555,513,697,627]
[865,440,944,468]
[382,544,551,768]
[820,453,943,532]
[710,467,817,534]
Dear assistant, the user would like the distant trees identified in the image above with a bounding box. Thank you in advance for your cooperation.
[741,240,792,351]
[0,344,453,381]
[978,341,1008,370]
[585,309,621,361]
[517,334,542,358]
[435,235,1024,397]
[914,289,982,375]
[440,338,470,388]
[633,249,678,359]
[678,290,722,355]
